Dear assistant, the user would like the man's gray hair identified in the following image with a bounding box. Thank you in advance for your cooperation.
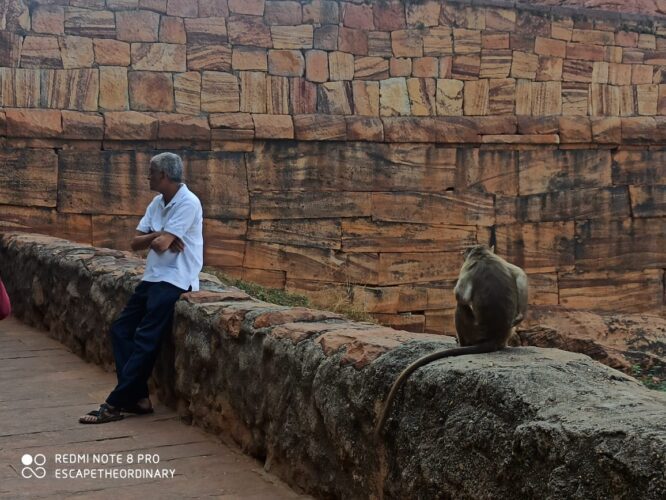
[150,152,183,182]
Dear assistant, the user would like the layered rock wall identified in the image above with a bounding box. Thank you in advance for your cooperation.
[1,0,665,333]
[1,231,665,498]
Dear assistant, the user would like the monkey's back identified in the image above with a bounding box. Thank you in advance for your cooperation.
[468,256,518,340]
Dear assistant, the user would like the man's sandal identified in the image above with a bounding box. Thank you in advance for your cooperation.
[79,403,124,424]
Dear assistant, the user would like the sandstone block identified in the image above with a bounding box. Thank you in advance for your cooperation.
[373,0,405,30]
[64,8,116,38]
[128,71,173,111]
[21,36,62,68]
[615,31,638,48]
[571,29,613,46]
[496,222,574,273]
[329,51,354,80]
[591,117,621,144]
[488,77,515,115]
[314,25,338,51]
[251,191,369,220]
[517,116,559,135]
[637,84,658,115]
[631,64,653,85]
[561,82,588,115]
[536,56,563,81]
[531,81,561,115]
[228,0,263,15]
[201,71,239,112]
[157,114,210,140]
[232,47,267,71]
[453,28,481,54]
[187,44,232,71]
[5,109,62,138]
[116,9,159,42]
[621,117,657,142]
[567,42,605,61]
[41,69,99,111]
[482,32,510,50]
[131,43,185,72]
[306,50,329,82]
[559,270,663,313]
[551,19,573,42]
[338,27,368,56]
[266,1,302,25]
[412,57,438,78]
[562,59,593,83]
[174,71,201,114]
[511,51,538,79]
[0,150,58,207]
[380,78,410,116]
[436,79,464,115]
[32,5,65,35]
[272,25,313,49]
[354,57,389,80]
[606,46,623,64]
[159,16,186,44]
[485,8,515,31]
[239,71,267,113]
[0,32,22,67]
[289,78,317,114]
[167,0,198,16]
[107,0,140,9]
[59,36,94,69]
[104,111,157,140]
[623,48,645,64]
[423,27,452,56]
[198,0,229,17]
[0,68,39,107]
[318,81,352,114]
[629,185,666,218]
[293,114,346,140]
[184,18,228,44]
[480,49,511,79]
[253,114,294,139]
[407,78,436,116]
[140,0,167,12]
[390,30,423,58]
[268,50,305,77]
[353,81,380,116]
[302,0,338,24]
[406,0,440,28]
[93,39,130,66]
[390,57,412,77]
[61,110,103,140]
[228,15,272,47]
[342,1,373,30]
[451,54,480,80]
[267,75,290,114]
[439,56,452,78]
[99,66,128,110]
[463,79,488,116]
[346,116,383,141]
[559,116,592,143]
[535,37,566,58]
[368,31,392,57]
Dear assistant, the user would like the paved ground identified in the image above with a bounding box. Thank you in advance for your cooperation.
[0,317,308,499]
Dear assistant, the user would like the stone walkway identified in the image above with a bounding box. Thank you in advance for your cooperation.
[0,317,308,499]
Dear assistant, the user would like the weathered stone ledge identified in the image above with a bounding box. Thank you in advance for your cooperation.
[1,232,664,498]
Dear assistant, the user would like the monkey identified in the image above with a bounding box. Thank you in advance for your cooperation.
[374,245,528,438]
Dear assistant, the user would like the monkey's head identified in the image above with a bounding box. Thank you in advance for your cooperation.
[462,244,495,261]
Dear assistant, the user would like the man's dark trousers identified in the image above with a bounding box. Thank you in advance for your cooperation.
[106,281,185,408]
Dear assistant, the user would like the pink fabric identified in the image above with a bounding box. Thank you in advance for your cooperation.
[0,278,11,320]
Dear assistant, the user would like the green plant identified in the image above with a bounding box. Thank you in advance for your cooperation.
[631,364,666,392]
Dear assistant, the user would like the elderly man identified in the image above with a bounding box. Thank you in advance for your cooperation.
[80,152,203,424]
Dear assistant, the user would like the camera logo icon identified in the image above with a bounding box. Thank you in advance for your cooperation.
[21,453,47,479]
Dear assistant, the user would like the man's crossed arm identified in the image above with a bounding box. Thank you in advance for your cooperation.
[131,231,184,253]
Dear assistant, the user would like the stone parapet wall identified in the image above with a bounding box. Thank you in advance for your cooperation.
[1,232,665,498]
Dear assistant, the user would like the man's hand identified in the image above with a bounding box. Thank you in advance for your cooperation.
[168,237,185,253]
[150,232,181,253]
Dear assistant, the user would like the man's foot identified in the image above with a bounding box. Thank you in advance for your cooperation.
[79,403,124,424]
[121,398,154,415]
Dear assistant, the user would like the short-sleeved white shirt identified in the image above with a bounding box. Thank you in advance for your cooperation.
[137,183,204,291]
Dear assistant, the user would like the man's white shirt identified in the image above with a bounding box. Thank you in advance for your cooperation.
[137,184,203,291]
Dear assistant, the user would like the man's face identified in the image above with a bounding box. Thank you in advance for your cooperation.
[147,164,164,191]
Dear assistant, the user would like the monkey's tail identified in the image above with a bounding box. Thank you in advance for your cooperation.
[373,343,500,439]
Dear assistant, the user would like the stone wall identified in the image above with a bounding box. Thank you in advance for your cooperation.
[1,231,665,498]
[0,0,665,333]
